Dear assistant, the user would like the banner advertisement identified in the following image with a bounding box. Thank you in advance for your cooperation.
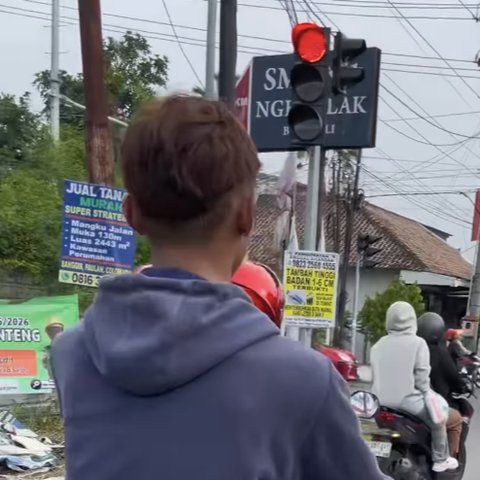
[283,250,339,328]
[0,295,79,394]
[59,180,136,288]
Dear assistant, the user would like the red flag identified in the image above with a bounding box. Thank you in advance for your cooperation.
[234,64,251,132]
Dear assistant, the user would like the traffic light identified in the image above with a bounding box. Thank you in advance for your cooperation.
[288,23,332,145]
[332,32,366,94]
[357,233,382,269]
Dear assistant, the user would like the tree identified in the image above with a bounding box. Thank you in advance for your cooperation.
[359,279,425,344]
[0,93,44,173]
[34,31,169,128]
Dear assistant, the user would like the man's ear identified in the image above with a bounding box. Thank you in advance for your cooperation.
[236,195,256,237]
[123,194,146,235]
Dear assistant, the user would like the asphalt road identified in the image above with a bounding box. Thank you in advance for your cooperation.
[463,395,480,480]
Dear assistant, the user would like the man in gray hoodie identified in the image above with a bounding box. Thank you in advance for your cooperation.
[51,96,387,480]
[370,301,457,473]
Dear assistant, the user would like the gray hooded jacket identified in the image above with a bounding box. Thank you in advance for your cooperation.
[370,301,431,414]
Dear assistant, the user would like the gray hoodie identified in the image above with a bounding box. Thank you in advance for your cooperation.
[370,301,431,414]
[52,271,387,480]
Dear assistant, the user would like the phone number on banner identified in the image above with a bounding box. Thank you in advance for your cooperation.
[58,270,100,287]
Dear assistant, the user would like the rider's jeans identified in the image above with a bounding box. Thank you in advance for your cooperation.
[446,408,463,456]
[413,407,450,463]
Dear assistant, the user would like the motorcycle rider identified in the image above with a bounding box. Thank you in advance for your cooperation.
[448,329,473,365]
[417,313,468,459]
[370,301,458,473]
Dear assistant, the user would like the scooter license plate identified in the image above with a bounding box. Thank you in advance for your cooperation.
[365,440,392,458]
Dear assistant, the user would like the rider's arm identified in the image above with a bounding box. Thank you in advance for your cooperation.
[301,362,389,480]
[440,348,465,392]
[452,339,471,357]
[413,339,431,394]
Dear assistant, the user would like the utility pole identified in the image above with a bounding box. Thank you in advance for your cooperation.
[218,0,237,108]
[285,146,322,347]
[50,0,60,142]
[205,0,218,99]
[77,0,114,185]
[335,150,362,347]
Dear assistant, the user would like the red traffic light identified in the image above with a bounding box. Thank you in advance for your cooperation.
[291,23,328,63]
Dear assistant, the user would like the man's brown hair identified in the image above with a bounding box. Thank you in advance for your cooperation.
[122,95,260,236]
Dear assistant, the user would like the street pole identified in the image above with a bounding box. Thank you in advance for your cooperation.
[205,0,218,99]
[77,0,114,185]
[218,0,237,108]
[285,146,320,346]
[50,0,60,142]
[335,149,362,348]
[351,256,361,356]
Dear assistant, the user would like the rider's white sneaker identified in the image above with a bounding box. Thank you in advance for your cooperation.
[432,457,459,472]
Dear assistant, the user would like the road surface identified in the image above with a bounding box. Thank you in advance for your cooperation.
[464,395,479,479]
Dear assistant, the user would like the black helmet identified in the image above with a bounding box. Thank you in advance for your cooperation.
[417,312,445,344]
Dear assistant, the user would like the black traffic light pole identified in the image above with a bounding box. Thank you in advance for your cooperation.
[218,0,237,109]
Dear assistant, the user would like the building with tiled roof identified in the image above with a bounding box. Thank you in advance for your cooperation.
[251,175,471,281]
[250,174,472,358]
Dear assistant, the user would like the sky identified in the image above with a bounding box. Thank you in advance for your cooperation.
[1,0,479,261]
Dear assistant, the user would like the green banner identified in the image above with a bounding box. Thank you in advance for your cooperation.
[0,295,79,394]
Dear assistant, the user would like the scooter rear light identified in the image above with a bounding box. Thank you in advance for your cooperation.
[377,411,396,424]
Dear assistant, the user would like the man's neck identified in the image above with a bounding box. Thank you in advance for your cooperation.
[150,246,236,283]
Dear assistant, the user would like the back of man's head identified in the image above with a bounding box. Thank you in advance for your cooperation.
[121,96,260,256]
[386,301,417,335]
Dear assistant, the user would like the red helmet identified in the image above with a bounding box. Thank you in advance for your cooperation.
[447,328,462,341]
[231,262,284,327]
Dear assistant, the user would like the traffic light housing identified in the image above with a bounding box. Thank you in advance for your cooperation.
[332,32,367,94]
[288,23,332,145]
[357,233,382,269]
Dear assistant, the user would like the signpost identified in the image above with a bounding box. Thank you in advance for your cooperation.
[0,295,79,394]
[59,180,136,288]
[283,250,339,328]
[235,49,381,152]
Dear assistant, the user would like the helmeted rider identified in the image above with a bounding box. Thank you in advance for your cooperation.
[370,301,458,473]
[447,328,473,367]
[417,312,469,459]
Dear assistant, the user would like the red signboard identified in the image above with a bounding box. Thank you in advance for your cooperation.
[472,190,480,241]
[234,63,251,132]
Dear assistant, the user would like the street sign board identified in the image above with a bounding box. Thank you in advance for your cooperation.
[283,250,339,329]
[235,48,381,152]
[59,180,136,287]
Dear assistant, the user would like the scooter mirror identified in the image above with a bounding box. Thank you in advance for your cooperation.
[350,391,380,419]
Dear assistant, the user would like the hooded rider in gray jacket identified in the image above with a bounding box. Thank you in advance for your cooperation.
[370,302,458,473]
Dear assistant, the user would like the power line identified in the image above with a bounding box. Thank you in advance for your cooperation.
[238,2,474,20]
[381,84,480,139]
[17,1,480,64]
[383,109,480,123]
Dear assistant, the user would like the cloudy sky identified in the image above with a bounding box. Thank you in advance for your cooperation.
[1,0,479,260]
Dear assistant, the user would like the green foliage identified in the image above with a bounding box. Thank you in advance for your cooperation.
[0,93,45,173]
[34,31,169,127]
[104,31,168,119]
[359,279,425,344]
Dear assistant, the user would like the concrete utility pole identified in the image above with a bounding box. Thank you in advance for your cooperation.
[286,146,325,348]
[205,0,218,99]
[50,0,60,142]
[218,0,237,108]
[77,0,114,185]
